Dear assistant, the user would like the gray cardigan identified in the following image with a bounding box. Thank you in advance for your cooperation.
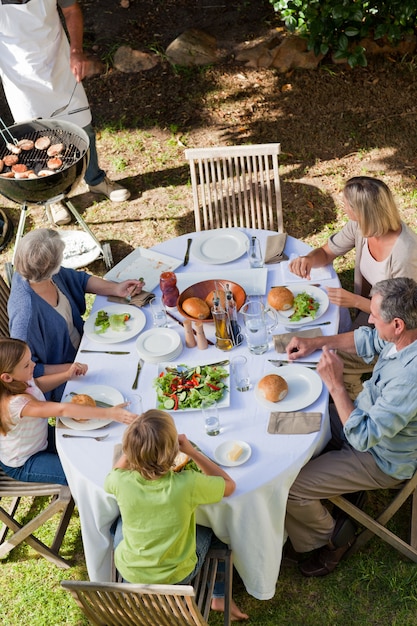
[327,220,417,298]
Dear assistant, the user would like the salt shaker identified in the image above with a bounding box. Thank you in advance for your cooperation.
[195,321,208,350]
[183,319,197,348]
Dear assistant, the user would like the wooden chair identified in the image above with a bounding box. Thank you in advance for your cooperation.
[0,273,10,337]
[185,143,283,233]
[61,581,210,626]
[0,468,74,567]
[0,281,75,568]
[328,470,417,562]
[111,546,233,625]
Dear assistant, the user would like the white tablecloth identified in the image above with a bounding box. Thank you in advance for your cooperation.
[57,228,340,600]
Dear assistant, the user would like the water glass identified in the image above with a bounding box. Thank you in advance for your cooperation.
[128,394,143,416]
[202,399,221,436]
[150,296,168,327]
[241,300,277,355]
[231,355,251,392]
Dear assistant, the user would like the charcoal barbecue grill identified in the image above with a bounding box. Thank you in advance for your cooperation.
[0,118,113,283]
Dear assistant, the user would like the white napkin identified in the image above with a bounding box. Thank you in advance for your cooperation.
[280,260,333,284]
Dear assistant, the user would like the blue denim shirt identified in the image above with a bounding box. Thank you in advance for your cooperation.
[343,326,417,479]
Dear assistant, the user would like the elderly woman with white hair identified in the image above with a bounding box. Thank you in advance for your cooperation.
[8,229,144,401]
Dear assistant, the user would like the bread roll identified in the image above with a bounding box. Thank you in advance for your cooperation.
[173,451,190,471]
[205,290,226,310]
[267,286,294,311]
[182,297,211,319]
[70,394,96,407]
[258,374,288,402]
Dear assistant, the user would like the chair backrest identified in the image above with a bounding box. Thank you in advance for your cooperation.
[61,581,209,626]
[0,274,10,337]
[185,143,283,232]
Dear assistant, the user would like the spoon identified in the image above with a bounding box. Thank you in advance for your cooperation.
[50,82,78,117]
[62,433,109,441]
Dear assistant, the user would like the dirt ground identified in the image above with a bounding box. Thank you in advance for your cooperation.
[1,0,417,281]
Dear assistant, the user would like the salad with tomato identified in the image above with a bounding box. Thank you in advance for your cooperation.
[94,310,131,334]
[289,292,320,321]
[154,363,229,411]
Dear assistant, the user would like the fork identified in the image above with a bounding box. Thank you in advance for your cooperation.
[62,434,109,441]
[132,359,144,389]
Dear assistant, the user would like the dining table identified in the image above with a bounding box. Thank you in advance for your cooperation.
[56,227,341,600]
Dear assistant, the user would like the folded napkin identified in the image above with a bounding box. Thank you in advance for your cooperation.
[108,290,155,308]
[273,327,323,353]
[264,233,288,265]
[268,411,322,434]
[280,261,333,283]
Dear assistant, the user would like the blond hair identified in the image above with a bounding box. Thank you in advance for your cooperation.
[343,176,401,237]
[0,338,30,435]
[122,409,178,480]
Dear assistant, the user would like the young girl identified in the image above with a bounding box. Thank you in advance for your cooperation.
[0,337,135,485]
[105,409,249,621]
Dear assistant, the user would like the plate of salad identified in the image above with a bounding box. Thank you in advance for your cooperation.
[274,285,329,327]
[154,361,230,411]
[84,304,146,344]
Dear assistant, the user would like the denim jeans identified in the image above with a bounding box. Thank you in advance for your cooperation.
[0,425,67,485]
[112,517,225,597]
[82,123,106,187]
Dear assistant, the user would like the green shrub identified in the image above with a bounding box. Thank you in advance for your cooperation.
[270,0,417,67]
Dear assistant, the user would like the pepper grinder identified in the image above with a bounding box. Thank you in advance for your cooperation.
[183,319,197,348]
[195,321,208,350]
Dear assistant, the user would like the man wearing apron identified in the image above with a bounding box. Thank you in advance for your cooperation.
[0,0,130,224]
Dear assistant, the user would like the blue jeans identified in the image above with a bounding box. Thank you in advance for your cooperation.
[0,425,67,485]
[82,123,105,187]
[112,518,225,597]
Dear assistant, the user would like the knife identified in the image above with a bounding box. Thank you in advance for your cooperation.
[80,350,131,355]
[183,238,192,266]
[132,358,144,389]
[268,359,318,367]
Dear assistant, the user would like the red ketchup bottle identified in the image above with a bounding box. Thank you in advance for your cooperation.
[160,271,179,307]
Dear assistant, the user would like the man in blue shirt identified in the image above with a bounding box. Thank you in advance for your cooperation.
[284,277,417,576]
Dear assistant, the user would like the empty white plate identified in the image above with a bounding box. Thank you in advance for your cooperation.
[136,328,183,362]
[191,229,249,264]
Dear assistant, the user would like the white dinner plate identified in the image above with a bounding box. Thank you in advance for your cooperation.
[136,328,182,362]
[61,384,124,430]
[214,440,252,467]
[274,285,329,327]
[155,362,230,411]
[255,365,323,412]
[191,229,249,264]
[104,247,182,291]
[84,304,146,344]
[60,231,102,270]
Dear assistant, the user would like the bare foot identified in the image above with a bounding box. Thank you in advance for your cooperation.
[211,597,249,621]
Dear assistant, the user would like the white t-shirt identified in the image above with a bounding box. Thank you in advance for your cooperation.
[0,380,48,467]
[360,240,389,286]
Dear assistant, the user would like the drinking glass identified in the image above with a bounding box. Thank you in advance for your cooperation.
[202,399,221,436]
[128,394,143,416]
[241,300,277,355]
[231,355,251,391]
[150,296,168,327]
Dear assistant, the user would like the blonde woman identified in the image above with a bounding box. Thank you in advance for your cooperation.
[289,176,417,398]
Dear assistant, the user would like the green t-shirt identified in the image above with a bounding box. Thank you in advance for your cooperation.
[104,468,225,584]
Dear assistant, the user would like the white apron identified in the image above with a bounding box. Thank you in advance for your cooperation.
[0,0,91,128]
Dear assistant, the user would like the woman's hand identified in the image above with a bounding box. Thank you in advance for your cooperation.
[114,279,145,300]
[288,255,314,279]
[325,286,355,308]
